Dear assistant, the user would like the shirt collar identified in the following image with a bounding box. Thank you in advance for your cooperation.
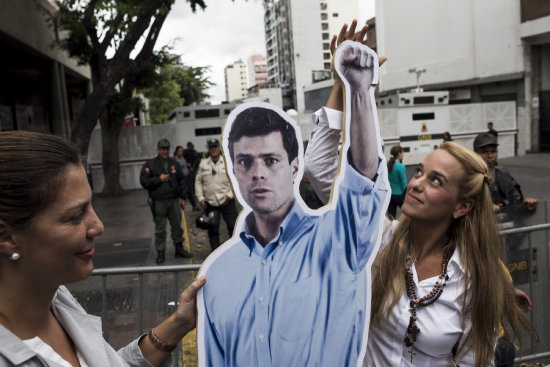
[448,246,465,275]
[240,200,305,255]
[209,155,224,165]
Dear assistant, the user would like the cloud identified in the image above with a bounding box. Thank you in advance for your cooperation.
[157,0,266,104]
[156,0,376,105]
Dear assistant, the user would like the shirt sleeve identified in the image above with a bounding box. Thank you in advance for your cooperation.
[195,160,205,202]
[140,161,161,190]
[117,336,172,367]
[318,160,389,272]
[304,107,343,205]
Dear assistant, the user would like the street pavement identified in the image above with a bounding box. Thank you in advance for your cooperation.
[67,152,550,366]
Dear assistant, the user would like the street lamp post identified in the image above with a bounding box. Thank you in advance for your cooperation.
[408,67,426,92]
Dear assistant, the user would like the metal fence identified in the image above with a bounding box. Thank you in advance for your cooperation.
[70,222,550,366]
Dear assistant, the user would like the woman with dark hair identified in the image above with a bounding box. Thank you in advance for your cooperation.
[173,145,189,177]
[387,145,407,218]
[0,131,205,367]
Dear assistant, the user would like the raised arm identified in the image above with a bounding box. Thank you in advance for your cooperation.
[334,40,380,179]
[304,21,386,200]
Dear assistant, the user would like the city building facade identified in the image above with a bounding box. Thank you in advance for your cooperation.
[0,0,91,136]
[263,0,360,112]
[247,54,268,88]
[375,0,550,154]
[224,60,248,102]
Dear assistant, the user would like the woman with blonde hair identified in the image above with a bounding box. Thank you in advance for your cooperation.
[304,20,534,366]
[366,141,530,365]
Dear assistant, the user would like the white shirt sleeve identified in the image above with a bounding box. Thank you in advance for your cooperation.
[304,107,344,205]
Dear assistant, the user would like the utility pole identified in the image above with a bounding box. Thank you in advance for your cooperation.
[408,67,426,92]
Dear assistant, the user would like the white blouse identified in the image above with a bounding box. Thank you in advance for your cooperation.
[23,336,89,367]
[364,219,478,367]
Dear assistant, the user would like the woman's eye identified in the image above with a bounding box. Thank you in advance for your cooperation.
[69,210,85,223]
[431,177,442,186]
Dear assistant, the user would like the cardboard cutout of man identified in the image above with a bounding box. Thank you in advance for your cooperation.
[197,40,389,367]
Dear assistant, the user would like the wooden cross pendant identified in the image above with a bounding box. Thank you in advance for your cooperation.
[408,349,416,363]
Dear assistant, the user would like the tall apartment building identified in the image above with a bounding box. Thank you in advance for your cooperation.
[263,0,360,112]
[247,54,268,88]
[224,60,248,102]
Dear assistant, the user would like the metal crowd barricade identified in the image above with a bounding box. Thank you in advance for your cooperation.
[91,264,201,335]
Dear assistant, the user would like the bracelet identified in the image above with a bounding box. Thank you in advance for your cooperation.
[148,328,177,353]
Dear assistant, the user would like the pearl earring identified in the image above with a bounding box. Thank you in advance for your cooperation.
[452,215,458,219]
[9,252,20,261]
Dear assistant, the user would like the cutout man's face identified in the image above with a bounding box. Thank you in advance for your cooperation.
[232,131,298,215]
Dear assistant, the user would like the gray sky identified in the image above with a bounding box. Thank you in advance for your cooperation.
[157,0,375,104]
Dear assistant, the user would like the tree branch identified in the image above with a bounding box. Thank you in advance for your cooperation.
[135,2,172,64]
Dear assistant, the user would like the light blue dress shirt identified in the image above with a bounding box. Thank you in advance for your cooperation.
[199,159,388,367]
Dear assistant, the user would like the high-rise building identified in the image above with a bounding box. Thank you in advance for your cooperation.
[224,60,248,102]
[247,54,268,88]
[263,0,360,112]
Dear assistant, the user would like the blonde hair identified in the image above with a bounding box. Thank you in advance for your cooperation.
[370,142,534,366]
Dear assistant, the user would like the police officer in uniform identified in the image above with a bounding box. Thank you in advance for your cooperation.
[140,138,192,263]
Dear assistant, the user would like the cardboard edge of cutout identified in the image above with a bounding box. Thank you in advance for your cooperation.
[196,40,390,367]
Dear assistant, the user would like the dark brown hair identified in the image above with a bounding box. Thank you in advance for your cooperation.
[387,145,403,172]
[0,131,82,230]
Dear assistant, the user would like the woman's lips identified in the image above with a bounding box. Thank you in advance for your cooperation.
[406,193,423,204]
[75,248,95,259]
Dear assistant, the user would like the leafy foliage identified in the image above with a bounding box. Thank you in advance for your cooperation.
[140,52,214,124]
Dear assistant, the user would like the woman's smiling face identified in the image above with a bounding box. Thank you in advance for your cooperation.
[401,149,465,224]
[11,164,104,287]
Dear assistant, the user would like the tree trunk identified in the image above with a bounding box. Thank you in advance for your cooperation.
[100,110,125,195]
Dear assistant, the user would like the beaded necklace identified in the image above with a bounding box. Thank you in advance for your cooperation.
[404,248,451,362]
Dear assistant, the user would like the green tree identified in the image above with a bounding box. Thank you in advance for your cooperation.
[175,65,214,106]
[141,57,214,124]
[41,0,207,194]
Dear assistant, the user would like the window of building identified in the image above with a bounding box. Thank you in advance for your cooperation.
[195,109,220,118]
[324,62,331,70]
[322,32,329,40]
[183,111,190,117]
[321,23,328,31]
[321,13,328,20]
[195,127,222,136]
[323,42,330,50]
[224,109,231,115]
[320,2,327,11]
[323,52,331,60]
[333,12,338,17]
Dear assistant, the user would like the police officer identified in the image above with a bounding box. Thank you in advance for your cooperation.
[473,133,538,212]
[195,138,238,251]
[140,138,192,264]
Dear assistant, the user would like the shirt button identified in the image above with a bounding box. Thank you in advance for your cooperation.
[259,334,265,341]
[262,260,267,265]
[259,296,264,302]
[279,241,284,246]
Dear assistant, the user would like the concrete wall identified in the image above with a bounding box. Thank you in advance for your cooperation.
[375,0,523,93]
